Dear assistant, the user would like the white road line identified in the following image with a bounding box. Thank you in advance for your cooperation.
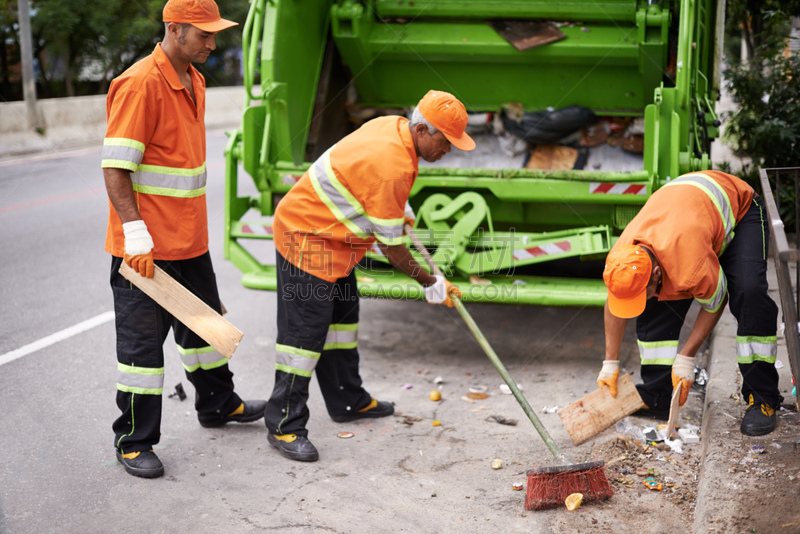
[0,311,115,367]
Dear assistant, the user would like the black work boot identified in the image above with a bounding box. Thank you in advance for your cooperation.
[199,400,267,428]
[740,394,777,436]
[116,449,164,478]
[330,398,394,423]
[267,433,319,462]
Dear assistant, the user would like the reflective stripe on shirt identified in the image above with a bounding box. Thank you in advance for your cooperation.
[662,173,736,253]
[101,137,145,169]
[131,163,207,198]
[694,265,727,312]
[309,147,372,238]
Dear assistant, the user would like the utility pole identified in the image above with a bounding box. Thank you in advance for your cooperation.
[18,0,44,134]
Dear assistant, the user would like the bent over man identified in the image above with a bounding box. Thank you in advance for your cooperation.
[102,0,266,479]
[265,90,474,461]
[596,170,781,436]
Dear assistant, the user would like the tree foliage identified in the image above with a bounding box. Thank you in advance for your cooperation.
[2,0,249,99]
[723,1,800,224]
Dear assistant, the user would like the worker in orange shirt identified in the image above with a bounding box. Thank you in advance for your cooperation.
[264,90,474,461]
[102,0,266,478]
[596,170,781,436]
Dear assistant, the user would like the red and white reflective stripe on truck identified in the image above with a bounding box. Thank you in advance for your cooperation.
[241,224,273,235]
[512,240,571,261]
[589,183,647,195]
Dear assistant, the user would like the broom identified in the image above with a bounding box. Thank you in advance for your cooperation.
[405,224,614,510]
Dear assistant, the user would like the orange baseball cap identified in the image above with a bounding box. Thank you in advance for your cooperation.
[417,90,476,151]
[163,0,238,32]
[603,244,652,318]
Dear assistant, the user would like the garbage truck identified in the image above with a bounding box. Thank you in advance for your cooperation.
[222,0,724,307]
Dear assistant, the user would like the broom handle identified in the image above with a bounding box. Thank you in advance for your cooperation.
[405,224,569,464]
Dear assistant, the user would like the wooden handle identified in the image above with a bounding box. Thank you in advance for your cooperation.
[119,262,243,359]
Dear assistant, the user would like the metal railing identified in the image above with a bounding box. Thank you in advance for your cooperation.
[759,167,800,410]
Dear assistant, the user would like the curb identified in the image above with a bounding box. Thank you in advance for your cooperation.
[692,304,742,533]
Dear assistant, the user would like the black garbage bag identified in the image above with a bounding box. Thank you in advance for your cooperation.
[501,105,598,144]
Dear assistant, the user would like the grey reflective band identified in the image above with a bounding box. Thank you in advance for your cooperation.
[736,336,778,364]
[102,145,144,167]
[637,340,678,366]
[117,363,164,394]
[133,165,207,192]
[695,266,727,312]
[178,346,227,371]
[662,174,735,252]
[275,343,320,377]
[370,219,403,244]
[324,324,358,350]
[310,149,372,237]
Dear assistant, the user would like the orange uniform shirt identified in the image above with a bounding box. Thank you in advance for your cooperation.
[101,44,209,260]
[273,116,419,282]
[616,170,754,311]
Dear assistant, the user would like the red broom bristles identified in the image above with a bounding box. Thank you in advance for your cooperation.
[525,462,614,511]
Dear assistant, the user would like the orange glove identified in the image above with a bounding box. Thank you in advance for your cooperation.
[444,279,462,308]
[122,220,155,278]
[671,354,695,406]
[597,360,620,398]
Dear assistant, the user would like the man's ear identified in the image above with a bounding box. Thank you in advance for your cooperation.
[413,123,428,136]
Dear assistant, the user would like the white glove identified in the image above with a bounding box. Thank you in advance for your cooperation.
[122,220,154,255]
[403,200,417,226]
[424,275,447,304]
[671,353,695,405]
[597,360,620,397]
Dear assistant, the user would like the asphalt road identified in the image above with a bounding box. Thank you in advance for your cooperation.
[0,131,658,533]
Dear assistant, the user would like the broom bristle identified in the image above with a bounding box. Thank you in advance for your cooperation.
[524,461,614,511]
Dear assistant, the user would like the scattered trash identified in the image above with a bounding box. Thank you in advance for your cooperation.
[491,458,503,470]
[512,482,524,491]
[565,492,584,511]
[429,390,442,401]
[434,376,444,384]
[636,468,649,477]
[678,428,700,444]
[485,415,519,426]
[337,432,354,439]
[168,383,187,401]
[643,427,662,442]
[643,477,662,491]
[461,396,476,404]
[775,360,784,369]
[400,384,413,390]
[752,444,766,455]
[469,385,488,394]
[541,406,559,414]
[467,392,489,400]
[432,420,441,427]
[498,383,524,395]
[692,367,709,392]
[664,438,683,453]
[398,415,422,425]
[615,417,646,443]
[418,368,430,375]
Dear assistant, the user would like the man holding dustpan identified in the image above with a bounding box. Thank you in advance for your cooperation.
[596,170,781,437]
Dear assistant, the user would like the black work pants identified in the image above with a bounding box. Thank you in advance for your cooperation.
[636,195,781,410]
[264,251,371,436]
[110,253,242,453]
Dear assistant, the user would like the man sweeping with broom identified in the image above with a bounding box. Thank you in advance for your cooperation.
[263,90,470,462]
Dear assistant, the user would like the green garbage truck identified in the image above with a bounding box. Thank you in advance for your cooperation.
[222,0,724,307]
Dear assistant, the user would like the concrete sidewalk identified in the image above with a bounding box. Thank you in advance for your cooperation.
[692,258,799,533]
